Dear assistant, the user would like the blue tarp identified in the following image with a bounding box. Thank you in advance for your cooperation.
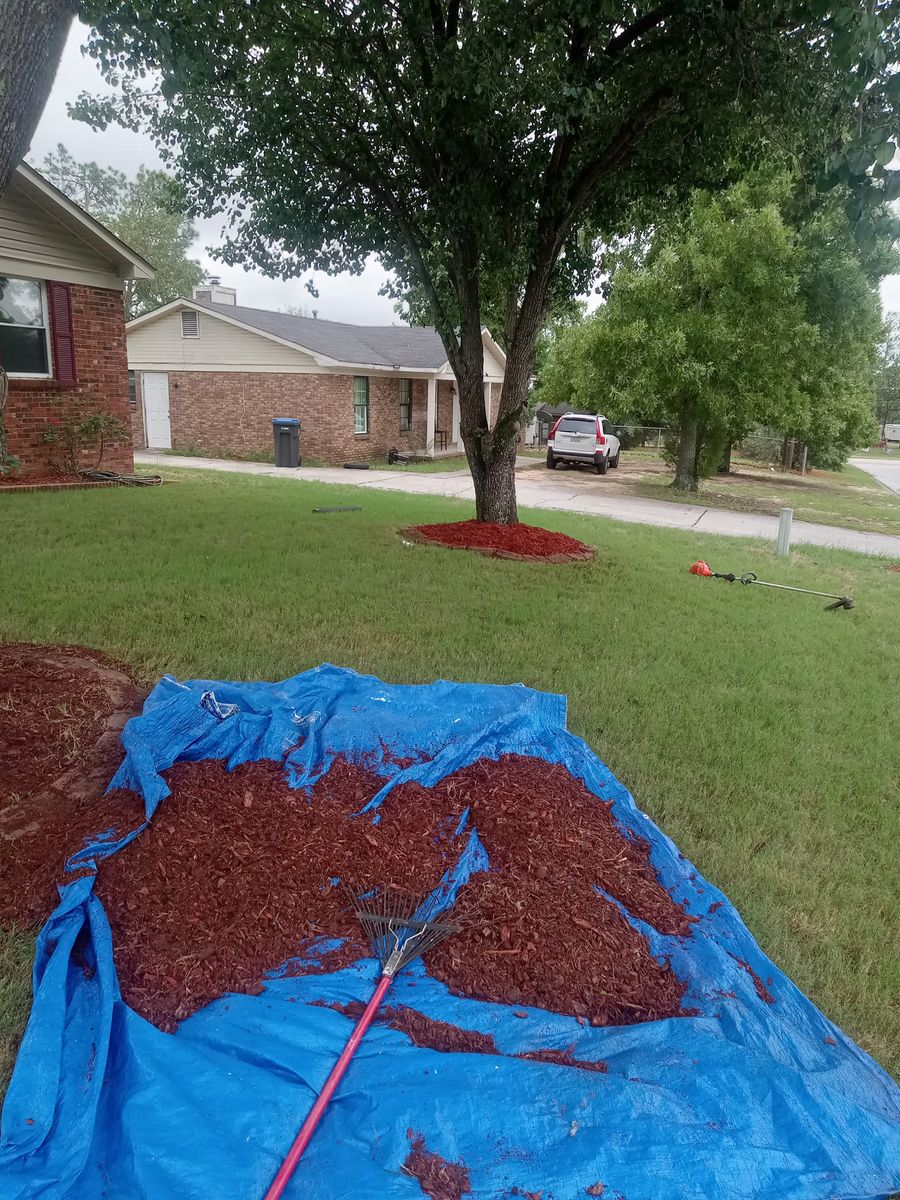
[1,664,898,1199]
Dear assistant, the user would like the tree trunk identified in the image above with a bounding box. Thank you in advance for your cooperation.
[672,406,699,492]
[0,0,76,196]
[717,441,732,475]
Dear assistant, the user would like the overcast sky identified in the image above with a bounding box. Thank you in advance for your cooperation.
[28,20,900,322]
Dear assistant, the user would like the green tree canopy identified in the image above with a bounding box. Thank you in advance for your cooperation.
[539,180,887,486]
[73,1,900,520]
[37,144,204,317]
[874,314,900,435]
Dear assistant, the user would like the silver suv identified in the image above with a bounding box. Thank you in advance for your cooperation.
[546,413,621,475]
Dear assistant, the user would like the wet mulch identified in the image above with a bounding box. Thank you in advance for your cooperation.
[322,1000,607,1072]
[731,954,775,1004]
[0,643,146,924]
[95,753,692,1031]
[400,520,595,562]
[404,1132,472,1200]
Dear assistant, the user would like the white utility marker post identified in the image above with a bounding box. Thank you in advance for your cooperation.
[425,378,437,455]
[776,507,793,557]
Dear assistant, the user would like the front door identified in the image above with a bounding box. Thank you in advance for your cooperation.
[142,372,171,449]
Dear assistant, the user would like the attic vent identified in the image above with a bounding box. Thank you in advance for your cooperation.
[181,310,200,338]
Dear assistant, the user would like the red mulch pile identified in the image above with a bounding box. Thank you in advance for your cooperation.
[404,1132,472,1200]
[93,753,692,1031]
[0,643,146,924]
[401,520,595,562]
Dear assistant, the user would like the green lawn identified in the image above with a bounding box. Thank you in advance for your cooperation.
[1,468,898,1091]
[629,460,900,536]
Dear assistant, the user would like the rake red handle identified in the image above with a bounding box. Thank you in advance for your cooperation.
[263,972,394,1199]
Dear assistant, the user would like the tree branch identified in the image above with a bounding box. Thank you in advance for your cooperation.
[604,3,680,58]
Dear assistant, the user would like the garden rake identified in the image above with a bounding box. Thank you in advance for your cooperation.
[689,560,854,611]
[263,886,464,1200]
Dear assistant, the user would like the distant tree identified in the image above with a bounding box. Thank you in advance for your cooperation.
[539,180,886,489]
[0,0,75,196]
[38,142,127,217]
[38,147,204,317]
[112,168,204,317]
[74,1,900,522]
[874,314,900,437]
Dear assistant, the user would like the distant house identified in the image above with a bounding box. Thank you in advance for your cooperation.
[125,284,507,464]
[0,164,154,476]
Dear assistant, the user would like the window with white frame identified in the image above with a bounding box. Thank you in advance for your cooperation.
[353,376,369,434]
[0,277,50,376]
[399,378,412,431]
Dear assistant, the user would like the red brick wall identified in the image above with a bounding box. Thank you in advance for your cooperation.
[6,285,133,476]
[133,370,430,464]
[436,381,455,443]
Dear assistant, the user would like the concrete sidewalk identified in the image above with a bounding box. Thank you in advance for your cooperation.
[136,452,900,559]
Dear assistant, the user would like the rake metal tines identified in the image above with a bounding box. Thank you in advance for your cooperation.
[347,885,463,977]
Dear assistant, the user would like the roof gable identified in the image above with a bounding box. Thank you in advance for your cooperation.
[128,298,506,375]
[11,164,155,280]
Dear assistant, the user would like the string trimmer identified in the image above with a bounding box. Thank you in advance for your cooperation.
[263,885,465,1199]
[689,561,854,611]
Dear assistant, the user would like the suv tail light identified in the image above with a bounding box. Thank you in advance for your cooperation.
[548,418,561,442]
[596,419,605,446]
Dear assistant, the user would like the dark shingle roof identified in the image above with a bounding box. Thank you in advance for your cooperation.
[191,300,450,369]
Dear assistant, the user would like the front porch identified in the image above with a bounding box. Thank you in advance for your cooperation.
[423,376,497,458]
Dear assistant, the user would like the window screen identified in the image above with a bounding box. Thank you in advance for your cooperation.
[354,376,369,434]
[0,277,49,375]
[399,379,412,431]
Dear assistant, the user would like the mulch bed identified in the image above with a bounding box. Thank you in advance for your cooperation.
[400,521,595,562]
[0,472,121,492]
[404,1132,472,1200]
[92,753,692,1031]
[0,643,146,924]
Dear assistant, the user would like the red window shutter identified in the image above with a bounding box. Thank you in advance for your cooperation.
[47,281,77,387]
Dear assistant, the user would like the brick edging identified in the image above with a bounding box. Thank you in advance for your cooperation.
[398,526,595,563]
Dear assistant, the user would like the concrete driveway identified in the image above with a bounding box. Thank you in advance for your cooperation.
[849,455,900,496]
[136,451,900,559]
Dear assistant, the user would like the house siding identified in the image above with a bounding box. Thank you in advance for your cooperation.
[6,284,133,475]
[127,308,322,371]
[0,181,122,290]
[132,370,429,464]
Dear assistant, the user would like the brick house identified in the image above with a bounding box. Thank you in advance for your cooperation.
[0,164,154,476]
[126,283,507,464]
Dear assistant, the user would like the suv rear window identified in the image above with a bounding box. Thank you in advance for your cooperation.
[558,417,595,431]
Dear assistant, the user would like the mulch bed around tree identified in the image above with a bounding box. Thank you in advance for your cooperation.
[404,1132,472,1200]
[0,643,146,924]
[92,753,693,1031]
[400,521,595,562]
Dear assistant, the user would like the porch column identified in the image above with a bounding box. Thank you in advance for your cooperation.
[483,380,492,428]
[452,386,461,448]
[426,377,437,455]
